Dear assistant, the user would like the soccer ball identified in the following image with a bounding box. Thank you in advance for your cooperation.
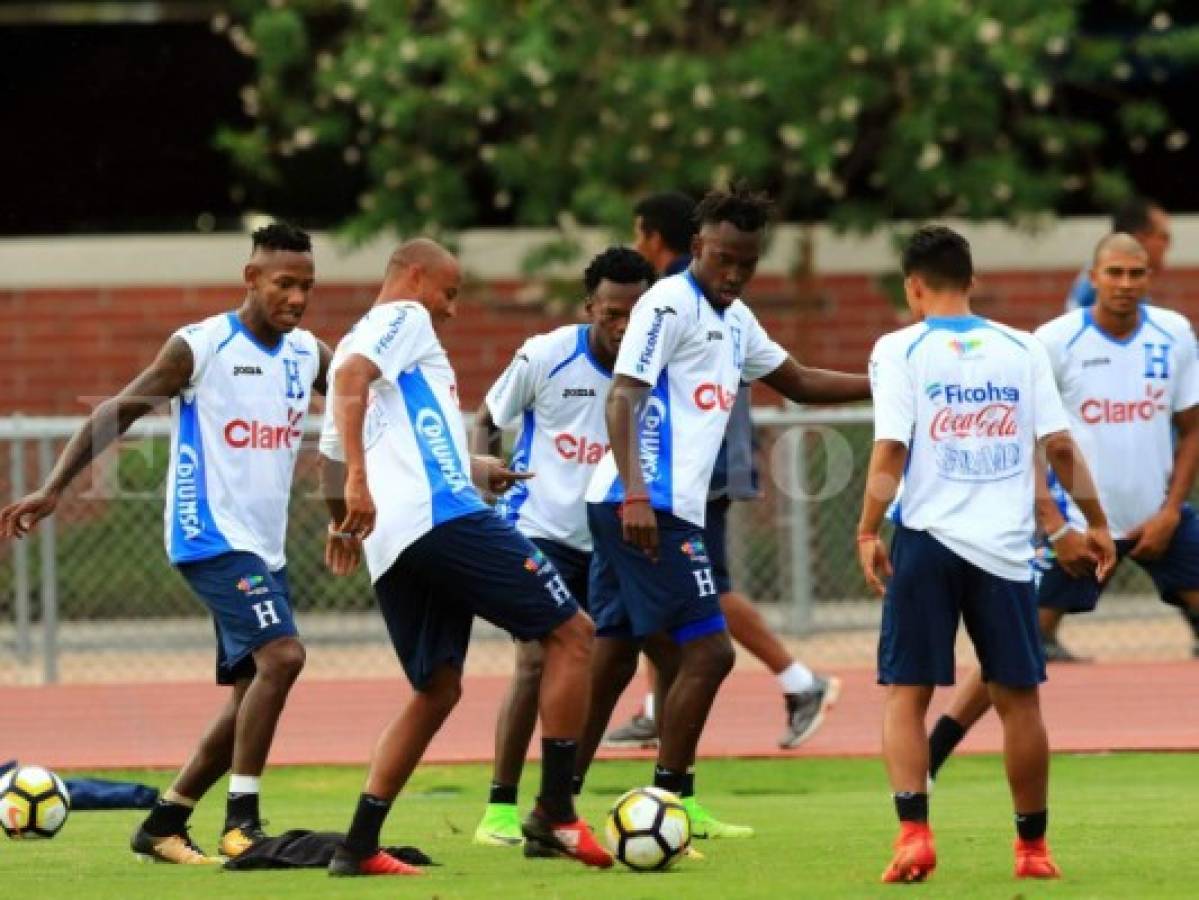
[604,787,690,871]
[0,766,70,838]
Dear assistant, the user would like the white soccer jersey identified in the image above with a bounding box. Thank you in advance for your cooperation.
[584,270,787,527]
[1036,305,1199,539]
[165,312,321,570]
[870,316,1071,581]
[319,301,488,582]
[486,324,612,551]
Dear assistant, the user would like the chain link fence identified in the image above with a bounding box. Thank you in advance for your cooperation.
[1,410,1194,685]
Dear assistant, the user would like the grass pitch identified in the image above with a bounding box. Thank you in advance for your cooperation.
[0,754,1194,898]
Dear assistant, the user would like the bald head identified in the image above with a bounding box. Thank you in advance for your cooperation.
[1090,231,1149,321]
[1093,232,1148,267]
[386,238,456,277]
[379,238,462,326]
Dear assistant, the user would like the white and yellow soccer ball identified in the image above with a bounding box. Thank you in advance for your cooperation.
[604,786,690,871]
[0,766,71,839]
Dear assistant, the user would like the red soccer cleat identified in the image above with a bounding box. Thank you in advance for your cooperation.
[881,822,937,884]
[1014,837,1062,879]
[522,810,614,869]
[328,847,423,877]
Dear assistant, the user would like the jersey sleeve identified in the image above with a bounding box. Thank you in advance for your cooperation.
[740,313,789,382]
[614,295,687,386]
[868,334,915,445]
[341,303,434,383]
[1171,320,1199,412]
[485,339,540,430]
[172,320,218,388]
[1030,339,1071,438]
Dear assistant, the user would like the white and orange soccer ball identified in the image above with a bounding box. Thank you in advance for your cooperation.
[0,765,70,839]
[604,786,690,871]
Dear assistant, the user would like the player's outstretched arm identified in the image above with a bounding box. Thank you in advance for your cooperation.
[855,439,907,596]
[1041,430,1116,581]
[758,356,871,405]
[0,335,193,539]
[606,374,658,560]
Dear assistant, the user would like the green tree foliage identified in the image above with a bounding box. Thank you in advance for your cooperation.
[219,1,1199,238]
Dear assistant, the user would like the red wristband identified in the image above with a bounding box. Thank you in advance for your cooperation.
[856,532,879,544]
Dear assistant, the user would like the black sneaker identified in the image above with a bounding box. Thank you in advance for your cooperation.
[130,824,219,864]
[601,713,658,748]
[1043,638,1088,663]
[779,675,842,749]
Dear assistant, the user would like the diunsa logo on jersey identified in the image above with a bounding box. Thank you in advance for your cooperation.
[415,407,472,493]
[638,395,667,481]
[175,445,203,540]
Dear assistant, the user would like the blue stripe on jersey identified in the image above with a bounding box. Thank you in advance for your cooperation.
[1064,314,1090,350]
[225,311,284,357]
[1044,466,1071,518]
[580,325,613,378]
[169,396,232,564]
[905,325,934,359]
[215,315,239,354]
[644,369,674,512]
[1143,311,1175,344]
[979,322,1027,351]
[547,326,587,380]
[397,367,488,527]
[500,409,536,522]
[1082,307,1149,347]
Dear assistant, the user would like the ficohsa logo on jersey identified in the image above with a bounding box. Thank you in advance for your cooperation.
[925,381,1023,481]
[926,382,1020,405]
[638,395,667,481]
[415,407,472,492]
[1080,384,1167,424]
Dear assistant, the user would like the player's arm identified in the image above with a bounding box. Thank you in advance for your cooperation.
[607,373,658,560]
[1040,430,1116,580]
[1034,454,1097,579]
[471,404,503,457]
[319,454,361,576]
[758,357,872,404]
[313,339,334,397]
[856,439,906,596]
[1128,405,1199,560]
[331,354,381,540]
[0,336,193,538]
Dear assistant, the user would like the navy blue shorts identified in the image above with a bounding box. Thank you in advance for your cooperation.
[587,503,726,642]
[1038,505,1199,613]
[704,498,733,595]
[374,511,580,690]
[176,551,298,686]
[878,526,1045,688]
[530,538,590,611]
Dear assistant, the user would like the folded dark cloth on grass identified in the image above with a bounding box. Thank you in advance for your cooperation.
[223,830,435,870]
[1,759,158,810]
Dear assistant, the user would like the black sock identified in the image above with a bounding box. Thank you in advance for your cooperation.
[344,793,392,857]
[653,765,687,797]
[225,792,260,829]
[537,738,578,823]
[1015,809,1047,841]
[142,799,193,837]
[681,769,695,799]
[571,775,584,797]
[894,791,929,824]
[928,715,967,778]
[489,782,517,805]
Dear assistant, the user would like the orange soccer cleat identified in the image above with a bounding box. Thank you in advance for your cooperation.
[881,822,937,884]
[328,847,423,877]
[1014,837,1062,879]
[522,810,614,869]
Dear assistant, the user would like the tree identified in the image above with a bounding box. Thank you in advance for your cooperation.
[219,0,1199,244]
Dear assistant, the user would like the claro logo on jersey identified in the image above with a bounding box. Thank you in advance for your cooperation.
[175,445,203,540]
[635,307,676,374]
[1080,384,1167,424]
[224,409,303,449]
[693,383,736,411]
[555,433,609,464]
[415,407,472,492]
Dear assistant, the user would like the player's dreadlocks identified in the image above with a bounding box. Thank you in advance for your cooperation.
[251,221,312,254]
[583,246,657,296]
[693,184,773,233]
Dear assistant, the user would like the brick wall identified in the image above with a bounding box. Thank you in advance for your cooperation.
[4,268,1198,414]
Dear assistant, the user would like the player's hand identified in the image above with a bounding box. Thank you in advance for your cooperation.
[471,454,534,497]
[324,525,362,576]
[620,500,659,562]
[0,488,60,539]
[1127,508,1180,562]
[1051,529,1097,579]
[339,467,376,541]
[857,534,892,597]
[1085,525,1118,583]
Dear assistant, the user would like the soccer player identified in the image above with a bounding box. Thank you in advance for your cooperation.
[0,223,329,864]
[580,186,870,837]
[858,225,1116,883]
[469,246,656,847]
[318,238,612,876]
[928,232,1199,782]
[1065,197,1170,312]
[605,191,841,756]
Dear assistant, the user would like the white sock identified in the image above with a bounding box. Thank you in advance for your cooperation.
[777,661,816,694]
[643,692,655,722]
[229,775,261,796]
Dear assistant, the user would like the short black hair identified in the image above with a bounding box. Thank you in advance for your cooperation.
[694,184,773,233]
[902,225,973,291]
[251,221,312,254]
[633,192,697,254]
[1111,197,1162,235]
[584,245,657,296]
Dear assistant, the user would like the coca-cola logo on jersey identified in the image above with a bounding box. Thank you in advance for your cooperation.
[555,433,608,465]
[224,409,303,450]
[925,381,1024,482]
[1079,384,1167,424]
[693,383,736,411]
[929,404,1018,441]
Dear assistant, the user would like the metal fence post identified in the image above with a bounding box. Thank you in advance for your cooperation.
[786,426,813,635]
[37,436,59,685]
[9,417,33,661]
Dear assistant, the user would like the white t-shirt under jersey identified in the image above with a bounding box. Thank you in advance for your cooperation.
[319,301,489,582]
[486,324,612,552]
[166,312,321,570]
[584,270,787,527]
[1036,305,1199,539]
[870,315,1071,581]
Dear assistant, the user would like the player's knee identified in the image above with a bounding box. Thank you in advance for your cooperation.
[257,637,306,683]
[548,611,595,656]
[423,674,463,716]
[692,635,735,683]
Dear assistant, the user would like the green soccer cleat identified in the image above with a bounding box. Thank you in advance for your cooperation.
[683,797,754,839]
[473,803,523,847]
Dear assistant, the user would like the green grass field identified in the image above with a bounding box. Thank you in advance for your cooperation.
[1,754,1194,898]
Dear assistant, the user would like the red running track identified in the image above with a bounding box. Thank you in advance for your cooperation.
[3,662,1196,771]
